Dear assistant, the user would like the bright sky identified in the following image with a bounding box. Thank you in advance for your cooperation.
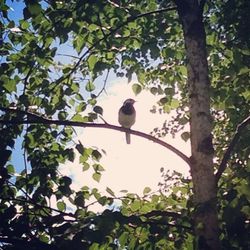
[59,79,191,203]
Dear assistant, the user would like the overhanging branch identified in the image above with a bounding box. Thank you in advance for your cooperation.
[0,107,190,166]
[215,114,250,183]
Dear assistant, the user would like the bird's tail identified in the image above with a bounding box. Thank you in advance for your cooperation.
[126,132,131,144]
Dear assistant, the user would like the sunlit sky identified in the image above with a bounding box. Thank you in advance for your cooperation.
[59,79,191,200]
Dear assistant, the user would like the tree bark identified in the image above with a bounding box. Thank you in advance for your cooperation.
[175,1,220,249]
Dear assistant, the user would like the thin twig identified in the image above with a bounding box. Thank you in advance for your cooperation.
[96,69,110,97]
[215,114,250,183]
[97,13,110,47]
[99,115,108,124]
[56,53,80,59]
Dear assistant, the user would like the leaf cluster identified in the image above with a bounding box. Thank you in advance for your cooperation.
[0,0,250,249]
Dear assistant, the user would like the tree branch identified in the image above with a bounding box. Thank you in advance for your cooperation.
[215,114,250,183]
[90,209,192,231]
[0,107,190,165]
[0,236,59,250]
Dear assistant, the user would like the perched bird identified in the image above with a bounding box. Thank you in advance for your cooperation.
[118,98,136,144]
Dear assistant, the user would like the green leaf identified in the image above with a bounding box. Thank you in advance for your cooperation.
[181,132,190,142]
[239,67,250,75]
[62,67,72,74]
[151,194,159,203]
[89,243,99,250]
[3,79,16,92]
[92,172,101,182]
[67,148,75,162]
[170,98,179,108]
[179,65,187,76]
[75,192,85,208]
[76,102,87,112]
[75,93,84,101]
[159,97,168,105]
[106,187,115,197]
[98,196,108,205]
[179,117,189,125]
[58,111,67,120]
[20,20,29,29]
[241,90,250,100]
[39,233,50,243]
[76,142,84,155]
[143,187,151,195]
[79,148,92,163]
[141,204,151,213]
[82,162,90,171]
[85,81,95,92]
[57,201,66,211]
[71,114,88,122]
[88,55,98,71]
[92,150,102,161]
[26,133,36,149]
[150,87,158,95]
[123,28,130,37]
[241,49,250,56]
[28,3,42,15]
[120,190,128,193]
[6,164,15,175]
[132,83,142,95]
[93,163,105,172]
[88,97,97,106]
[119,232,129,246]
[93,105,103,115]
[137,70,145,84]
[75,35,85,54]
[7,21,15,28]
[130,200,140,212]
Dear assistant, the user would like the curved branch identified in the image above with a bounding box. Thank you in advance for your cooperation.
[0,107,190,166]
[215,114,250,183]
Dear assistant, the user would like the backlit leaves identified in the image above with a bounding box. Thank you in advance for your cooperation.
[57,201,66,212]
[88,55,98,71]
[85,81,95,92]
[92,172,101,182]
[0,0,250,249]
[132,83,142,95]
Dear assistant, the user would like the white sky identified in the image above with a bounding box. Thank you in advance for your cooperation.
[59,80,191,205]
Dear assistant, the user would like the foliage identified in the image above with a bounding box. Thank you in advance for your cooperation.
[0,0,249,249]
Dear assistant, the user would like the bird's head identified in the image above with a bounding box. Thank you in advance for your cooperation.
[123,98,136,106]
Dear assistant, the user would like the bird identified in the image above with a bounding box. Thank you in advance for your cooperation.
[118,98,136,144]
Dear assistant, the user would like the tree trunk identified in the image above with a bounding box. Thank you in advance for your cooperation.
[175,1,220,249]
